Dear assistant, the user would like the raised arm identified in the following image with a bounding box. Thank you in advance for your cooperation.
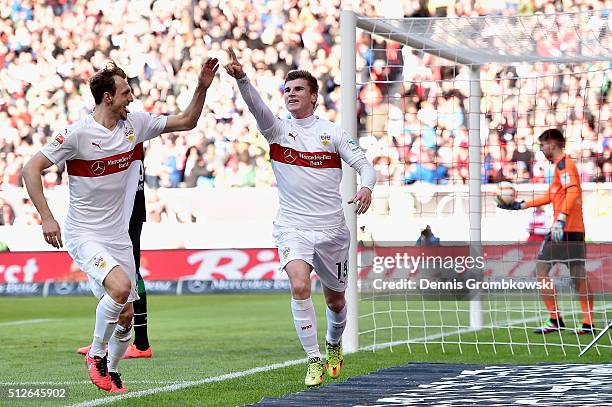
[22,152,63,248]
[163,57,219,133]
[225,47,277,132]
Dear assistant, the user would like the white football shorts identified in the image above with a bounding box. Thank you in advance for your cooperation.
[273,224,350,292]
[67,238,139,302]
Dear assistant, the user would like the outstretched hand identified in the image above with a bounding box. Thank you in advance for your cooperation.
[496,197,525,210]
[198,57,219,89]
[225,47,246,79]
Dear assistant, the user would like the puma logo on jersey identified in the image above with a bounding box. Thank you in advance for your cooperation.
[288,132,297,140]
[91,141,102,150]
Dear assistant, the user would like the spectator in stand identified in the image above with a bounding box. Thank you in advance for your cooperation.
[0,199,15,225]
[1,0,610,221]
[13,198,41,226]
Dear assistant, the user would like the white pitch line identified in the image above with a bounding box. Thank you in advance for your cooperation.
[65,303,612,406]
[0,318,56,327]
[0,381,187,386]
[66,358,308,407]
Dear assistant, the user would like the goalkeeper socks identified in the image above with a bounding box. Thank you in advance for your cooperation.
[133,279,150,350]
[108,324,131,372]
[576,279,594,325]
[291,298,320,359]
[90,295,126,358]
[538,277,560,320]
[325,303,347,346]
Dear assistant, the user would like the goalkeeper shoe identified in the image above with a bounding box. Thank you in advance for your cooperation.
[575,323,596,335]
[533,318,565,334]
[109,372,127,394]
[304,357,324,387]
[325,341,344,378]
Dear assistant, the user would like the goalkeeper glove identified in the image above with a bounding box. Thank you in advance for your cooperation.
[496,197,525,210]
[551,213,567,242]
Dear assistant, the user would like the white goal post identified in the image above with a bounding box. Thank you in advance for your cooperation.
[340,9,612,353]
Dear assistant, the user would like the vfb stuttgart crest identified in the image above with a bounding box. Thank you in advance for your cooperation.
[282,247,291,260]
[320,133,331,146]
[93,256,107,270]
[124,127,135,143]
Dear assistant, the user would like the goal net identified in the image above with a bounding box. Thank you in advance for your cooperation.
[340,10,612,356]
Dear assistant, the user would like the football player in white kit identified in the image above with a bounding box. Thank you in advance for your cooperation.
[22,59,219,393]
[225,48,376,387]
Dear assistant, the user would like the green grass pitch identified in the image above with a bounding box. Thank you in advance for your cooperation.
[1,294,610,406]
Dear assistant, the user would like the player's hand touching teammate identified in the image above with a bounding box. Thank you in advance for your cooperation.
[224,47,246,79]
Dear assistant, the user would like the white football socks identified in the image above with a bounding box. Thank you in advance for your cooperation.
[89,295,125,358]
[108,324,131,372]
[291,298,320,359]
[325,303,347,346]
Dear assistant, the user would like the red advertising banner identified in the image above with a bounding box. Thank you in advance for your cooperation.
[0,245,611,291]
[0,249,283,283]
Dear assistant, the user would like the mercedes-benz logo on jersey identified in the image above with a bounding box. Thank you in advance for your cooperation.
[283,148,297,163]
[91,160,106,176]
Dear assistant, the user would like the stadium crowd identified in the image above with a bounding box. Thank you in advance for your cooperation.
[1,0,611,224]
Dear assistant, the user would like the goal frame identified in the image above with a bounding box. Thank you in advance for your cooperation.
[340,10,483,353]
[339,9,611,353]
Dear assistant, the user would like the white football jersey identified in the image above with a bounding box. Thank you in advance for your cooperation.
[41,113,166,241]
[262,115,367,229]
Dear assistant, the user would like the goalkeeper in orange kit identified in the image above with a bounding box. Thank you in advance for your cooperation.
[498,129,594,335]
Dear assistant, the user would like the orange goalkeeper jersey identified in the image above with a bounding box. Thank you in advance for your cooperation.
[525,155,584,233]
